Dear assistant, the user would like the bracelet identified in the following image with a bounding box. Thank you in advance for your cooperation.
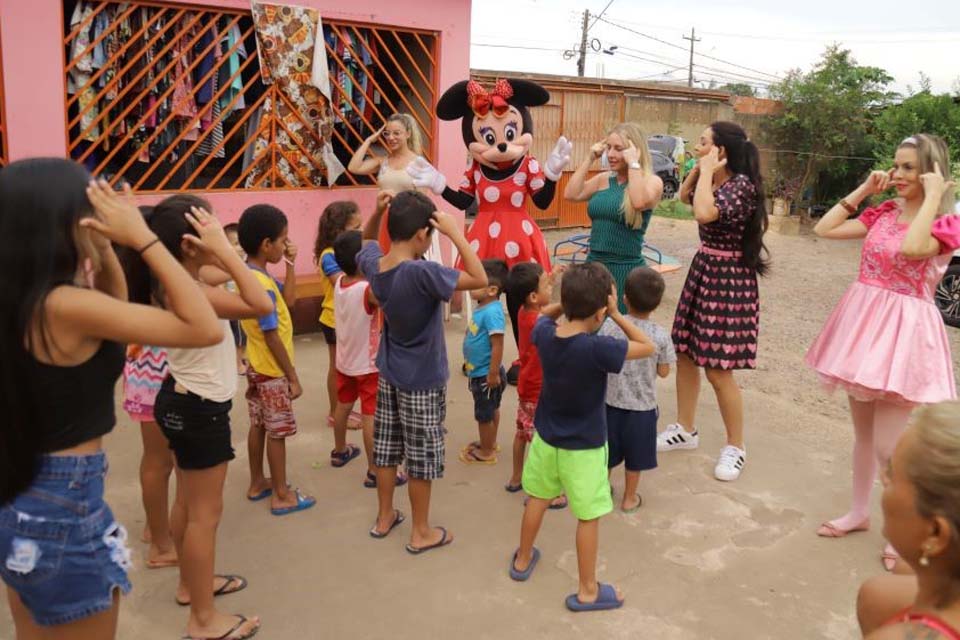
[137,237,161,254]
[839,199,857,215]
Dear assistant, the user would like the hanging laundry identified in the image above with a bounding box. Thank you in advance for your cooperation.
[67,1,101,142]
[220,24,248,114]
[248,2,339,187]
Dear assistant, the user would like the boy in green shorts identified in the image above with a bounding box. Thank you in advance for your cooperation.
[508,262,654,611]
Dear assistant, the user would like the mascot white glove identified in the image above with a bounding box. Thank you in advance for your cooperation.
[544,136,573,182]
[406,157,447,195]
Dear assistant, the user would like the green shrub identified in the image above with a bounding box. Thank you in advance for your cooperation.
[653,199,694,220]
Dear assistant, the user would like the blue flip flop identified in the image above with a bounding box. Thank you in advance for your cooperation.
[247,488,271,502]
[405,526,453,555]
[565,583,624,612]
[508,547,540,581]
[270,489,316,516]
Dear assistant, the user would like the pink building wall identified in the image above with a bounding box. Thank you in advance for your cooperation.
[0,0,472,273]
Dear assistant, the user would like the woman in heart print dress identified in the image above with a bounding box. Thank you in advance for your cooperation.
[659,122,770,484]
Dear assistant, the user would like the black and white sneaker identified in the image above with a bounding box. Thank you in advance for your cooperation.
[656,423,699,452]
[714,445,746,481]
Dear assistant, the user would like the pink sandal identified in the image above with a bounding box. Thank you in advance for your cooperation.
[816,518,870,538]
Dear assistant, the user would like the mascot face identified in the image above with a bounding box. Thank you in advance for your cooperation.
[469,105,533,169]
[436,78,550,172]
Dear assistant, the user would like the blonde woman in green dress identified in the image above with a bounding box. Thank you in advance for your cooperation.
[564,123,663,312]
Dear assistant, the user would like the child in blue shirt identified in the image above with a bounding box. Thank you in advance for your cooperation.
[460,259,509,465]
[356,190,487,554]
[509,262,654,612]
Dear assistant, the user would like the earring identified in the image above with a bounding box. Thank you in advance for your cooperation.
[919,545,932,567]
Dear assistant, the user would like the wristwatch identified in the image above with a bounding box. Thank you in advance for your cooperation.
[628,161,641,170]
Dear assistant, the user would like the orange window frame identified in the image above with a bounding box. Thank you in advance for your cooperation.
[60,0,439,193]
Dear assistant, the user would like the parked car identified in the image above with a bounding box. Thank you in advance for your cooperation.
[936,256,960,328]
[647,134,682,200]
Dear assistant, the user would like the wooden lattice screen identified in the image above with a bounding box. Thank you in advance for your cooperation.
[62,0,437,191]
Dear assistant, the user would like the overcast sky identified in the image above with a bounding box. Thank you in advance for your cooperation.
[470,0,960,95]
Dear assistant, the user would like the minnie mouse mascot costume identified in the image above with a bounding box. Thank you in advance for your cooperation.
[408,78,571,356]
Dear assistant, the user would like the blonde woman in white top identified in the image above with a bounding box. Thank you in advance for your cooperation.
[138,195,273,640]
[348,114,425,250]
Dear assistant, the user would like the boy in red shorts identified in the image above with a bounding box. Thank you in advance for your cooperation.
[329,229,407,489]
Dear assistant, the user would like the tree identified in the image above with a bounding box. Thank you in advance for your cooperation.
[719,83,755,97]
[764,45,894,202]
[871,88,960,165]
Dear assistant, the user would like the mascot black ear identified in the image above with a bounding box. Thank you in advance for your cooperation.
[505,80,549,108]
[436,81,472,121]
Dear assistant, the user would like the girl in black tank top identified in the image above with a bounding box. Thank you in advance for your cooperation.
[0,159,220,638]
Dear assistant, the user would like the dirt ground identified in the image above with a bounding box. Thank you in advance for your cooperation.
[3,217,960,640]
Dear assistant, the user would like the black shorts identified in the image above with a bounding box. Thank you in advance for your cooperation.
[468,367,506,423]
[320,322,336,345]
[154,377,235,470]
[606,405,658,472]
[229,319,246,348]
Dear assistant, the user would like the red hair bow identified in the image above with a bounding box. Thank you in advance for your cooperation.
[466,79,514,118]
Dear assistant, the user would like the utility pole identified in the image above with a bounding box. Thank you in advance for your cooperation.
[683,27,701,88]
[576,9,590,77]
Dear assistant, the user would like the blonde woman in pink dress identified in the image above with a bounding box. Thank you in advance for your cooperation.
[806,134,958,570]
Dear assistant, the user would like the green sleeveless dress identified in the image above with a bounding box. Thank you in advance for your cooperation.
[587,175,653,313]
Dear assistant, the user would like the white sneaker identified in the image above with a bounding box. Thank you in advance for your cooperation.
[714,445,746,481]
[656,423,699,452]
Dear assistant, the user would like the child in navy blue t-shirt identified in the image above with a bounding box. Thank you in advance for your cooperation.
[356,190,487,554]
[508,262,654,612]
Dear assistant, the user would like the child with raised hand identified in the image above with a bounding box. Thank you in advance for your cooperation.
[223,222,248,375]
[239,205,317,517]
[143,196,272,640]
[460,258,509,465]
[599,267,676,512]
[502,262,565,510]
[329,228,408,490]
[0,161,221,640]
[509,262,654,612]
[314,201,363,430]
[358,190,487,552]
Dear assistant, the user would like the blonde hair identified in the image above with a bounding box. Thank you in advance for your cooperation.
[388,113,423,156]
[905,402,960,546]
[899,133,956,215]
[608,122,653,229]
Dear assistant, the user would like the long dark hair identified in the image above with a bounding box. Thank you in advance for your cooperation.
[709,121,770,276]
[0,158,93,503]
[314,201,359,265]
[121,195,210,305]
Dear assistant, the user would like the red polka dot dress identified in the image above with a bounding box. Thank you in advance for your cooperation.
[458,155,552,272]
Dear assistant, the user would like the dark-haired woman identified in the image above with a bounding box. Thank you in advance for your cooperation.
[658,122,770,482]
[0,160,221,639]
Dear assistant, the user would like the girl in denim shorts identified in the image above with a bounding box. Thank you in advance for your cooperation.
[0,161,222,637]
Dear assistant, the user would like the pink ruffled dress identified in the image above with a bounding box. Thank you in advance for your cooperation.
[805,200,960,405]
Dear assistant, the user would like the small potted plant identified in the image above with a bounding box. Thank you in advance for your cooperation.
[771,175,801,216]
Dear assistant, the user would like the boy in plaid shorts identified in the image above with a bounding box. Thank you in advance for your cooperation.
[357,190,487,553]
[508,263,654,611]
[239,205,316,517]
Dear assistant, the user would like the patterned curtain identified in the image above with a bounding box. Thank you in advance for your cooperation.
[247,2,343,187]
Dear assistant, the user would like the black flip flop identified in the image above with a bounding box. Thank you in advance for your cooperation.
[176,575,247,607]
[405,526,453,555]
[181,614,260,640]
[369,510,405,539]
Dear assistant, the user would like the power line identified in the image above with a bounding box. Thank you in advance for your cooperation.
[597,17,783,81]
[471,42,566,52]
[683,27,701,88]
[587,0,616,30]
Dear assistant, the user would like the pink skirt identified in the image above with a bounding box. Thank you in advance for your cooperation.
[122,345,169,422]
[805,281,956,405]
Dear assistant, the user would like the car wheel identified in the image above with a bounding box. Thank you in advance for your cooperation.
[935,263,960,328]
[662,180,678,200]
